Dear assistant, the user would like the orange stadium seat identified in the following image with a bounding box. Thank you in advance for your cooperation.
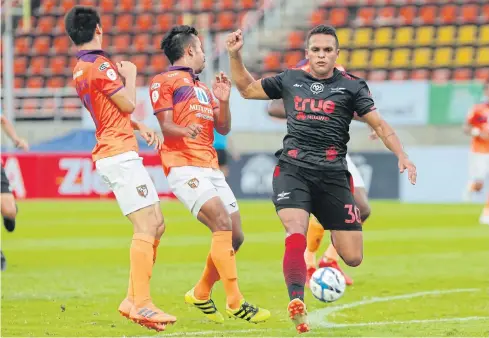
[411,69,429,80]
[37,16,54,34]
[153,35,163,51]
[399,6,416,25]
[116,14,133,33]
[156,13,173,32]
[482,4,489,22]
[29,57,47,76]
[50,56,66,75]
[47,76,66,88]
[220,0,234,10]
[100,15,114,29]
[26,77,44,88]
[139,0,153,11]
[284,51,303,68]
[475,68,489,81]
[461,4,479,24]
[329,8,348,27]
[14,78,24,88]
[131,55,148,72]
[263,52,281,71]
[100,1,115,12]
[137,14,153,31]
[33,36,50,54]
[288,31,304,49]
[41,0,56,12]
[310,9,326,27]
[377,6,396,24]
[14,57,27,75]
[61,0,76,12]
[150,54,168,72]
[440,4,458,24]
[15,36,30,55]
[357,7,375,25]
[368,70,387,82]
[241,0,255,10]
[453,69,472,81]
[389,70,408,81]
[120,0,134,12]
[419,6,437,24]
[216,11,235,31]
[112,35,131,54]
[432,69,451,82]
[161,0,174,10]
[134,34,150,53]
[53,36,70,54]
[201,0,214,11]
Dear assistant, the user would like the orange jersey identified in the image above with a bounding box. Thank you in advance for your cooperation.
[73,50,138,161]
[150,66,219,175]
[467,103,489,153]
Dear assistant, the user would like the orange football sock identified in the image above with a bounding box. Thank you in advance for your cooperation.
[324,243,340,262]
[126,238,160,303]
[194,252,220,300]
[210,231,243,309]
[128,233,155,307]
[307,216,325,253]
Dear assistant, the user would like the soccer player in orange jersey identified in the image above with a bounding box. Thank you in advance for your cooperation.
[464,80,489,224]
[65,6,176,331]
[267,60,372,286]
[149,25,270,324]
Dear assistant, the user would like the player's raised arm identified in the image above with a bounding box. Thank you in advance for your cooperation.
[108,61,137,114]
[226,30,271,100]
[212,72,232,135]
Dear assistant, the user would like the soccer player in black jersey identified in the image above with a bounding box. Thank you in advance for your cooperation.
[226,25,417,333]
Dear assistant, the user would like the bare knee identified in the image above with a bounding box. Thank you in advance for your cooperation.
[214,211,232,232]
[279,210,308,235]
[155,212,166,239]
[474,181,484,192]
[342,254,363,267]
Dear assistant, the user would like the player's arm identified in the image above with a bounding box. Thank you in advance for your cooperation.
[130,120,163,150]
[0,115,29,150]
[213,72,232,135]
[267,99,287,119]
[95,61,136,113]
[226,30,274,100]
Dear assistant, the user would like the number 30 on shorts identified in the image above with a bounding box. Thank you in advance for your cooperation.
[344,204,361,224]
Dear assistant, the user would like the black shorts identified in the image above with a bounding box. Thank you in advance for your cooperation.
[272,160,362,231]
[1,166,11,194]
[216,149,228,166]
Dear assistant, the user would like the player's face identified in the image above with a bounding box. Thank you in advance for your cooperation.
[305,34,339,78]
[190,36,206,74]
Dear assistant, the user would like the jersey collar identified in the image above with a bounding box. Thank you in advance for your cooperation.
[76,49,109,60]
[167,66,200,81]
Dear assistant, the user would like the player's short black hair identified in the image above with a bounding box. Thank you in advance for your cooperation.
[161,25,199,64]
[307,25,339,49]
[65,6,101,46]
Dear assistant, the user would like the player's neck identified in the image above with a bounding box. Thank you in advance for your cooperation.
[172,60,195,73]
[310,68,335,80]
[77,41,102,52]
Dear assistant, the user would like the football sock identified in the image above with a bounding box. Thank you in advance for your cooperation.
[284,233,307,301]
[194,252,220,300]
[128,233,155,307]
[323,243,340,262]
[210,231,242,309]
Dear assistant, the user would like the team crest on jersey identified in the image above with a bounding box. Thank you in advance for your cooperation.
[106,69,117,81]
[98,62,110,71]
[310,82,324,95]
[151,82,161,90]
[136,184,148,197]
[187,178,199,189]
[194,87,210,105]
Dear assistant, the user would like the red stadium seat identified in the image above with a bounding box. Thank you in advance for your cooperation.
[156,13,173,32]
[399,6,416,24]
[284,51,303,68]
[137,14,153,31]
[419,6,437,24]
[453,68,472,81]
[29,56,47,75]
[461,4,478,24]
[161,0,174,10]
[50,56,66,75]
[329,8,348,27]
[310,9,326,27]
[440,4,458,24]
[116,14,133,33]
[288,31,304,49]
[134,34,150,53]
[357,7,375,25]
[263,52,281,71]
[410,69,429,80]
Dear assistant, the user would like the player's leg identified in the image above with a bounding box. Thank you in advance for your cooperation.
[169,167,268,323]
[96,153,175,330]
[217,149,230,177]
[273,162,312,333]
[465,151,485,202]
[1,166,17,232]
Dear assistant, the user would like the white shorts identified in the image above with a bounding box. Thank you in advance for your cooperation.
[346,154,365,189]
[95,151,159,216]
[469,152,489,182]
[167,166,238,217]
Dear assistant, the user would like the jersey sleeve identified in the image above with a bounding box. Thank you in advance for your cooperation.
[92,61,124,96]
[353,79,376,117]
[467,106,485,126]
[150,79,173,114]
[261,71,287,100]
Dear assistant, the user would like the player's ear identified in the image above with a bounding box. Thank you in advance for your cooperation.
[95,24,102,35]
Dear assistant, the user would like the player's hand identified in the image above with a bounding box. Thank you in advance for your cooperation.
[212,71,232,102]
[398,155,417,185]
[14,138,29,151]
[140,127,162,151]
[116,61,137,79]
[184,123,203,139]
[226,29,244,57]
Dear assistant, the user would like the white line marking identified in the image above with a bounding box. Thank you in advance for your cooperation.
[325,316,489,328]
[161,328,266,337]
[309,288,484,328]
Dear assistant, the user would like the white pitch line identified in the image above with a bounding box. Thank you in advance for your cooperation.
[309,288,482,328]
[160,328,266,337]
[324,316,489,328]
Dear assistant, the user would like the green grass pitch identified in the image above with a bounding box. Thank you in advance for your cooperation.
[2,200,489,337]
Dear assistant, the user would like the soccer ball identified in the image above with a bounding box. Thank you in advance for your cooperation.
[309,267,346,303]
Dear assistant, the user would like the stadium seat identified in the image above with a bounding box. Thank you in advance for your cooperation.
[26,77,44,88]
[14,57,27,75]
[483,4,489,22]
[433,47,453,67]
[377,6,396,22]
[436,26,456,46]
[393,27,413,47]
[475,68,489,81]
[453,69,472,81]
[33,36,50,55]
[156,13,173,32]
[410,69,429,80]
[131,54,148,72]
[100,15,114,30]
[336,28,351,48]
[120,0,135,12]
[349,49,369,69]
[53,36,70,54]
[370,49,390,68]
[476,47,489,66]
[337,50,349,66]
[288,31,304,49]
[41,0,56,12]
[37,16,54,34]
[241,0,255,9]
[22,99,39,115]
[415,26,434,46]
[150,54,168,72]
[454,47,474,67]
[457,25,477,45]
[389,70,408,81]
[14,77,23,88]
[220,0,234,10]
[431,69,450,82]
[399,6,416,25]
[61,0,76,12]
[47,76,66,88]
[390,48,410,68]
[116,14,133,33]
[112,35,131,54]
[357,7,375,25]
[200,0,214,11]
[134,34,150,53]
[439,4,457,24]
[161,0,174,10]
[15,36,30,55]
[100,1,115,12]
[368,70,387,82]
[419,6,437,24]
[139,0,153,11]
[310,9,326,27]
[374,27,392,47]
[479,25,489,45]
[50,56,66,75]
[412,48,432,68]
[352,70,366,79]
[284,51,303,68]
[353,28,372,47]
[461,4,479,24]
[137,14,153,31]
[216,11,235,31]
[329,8,348,27]
[263,52,281,71]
